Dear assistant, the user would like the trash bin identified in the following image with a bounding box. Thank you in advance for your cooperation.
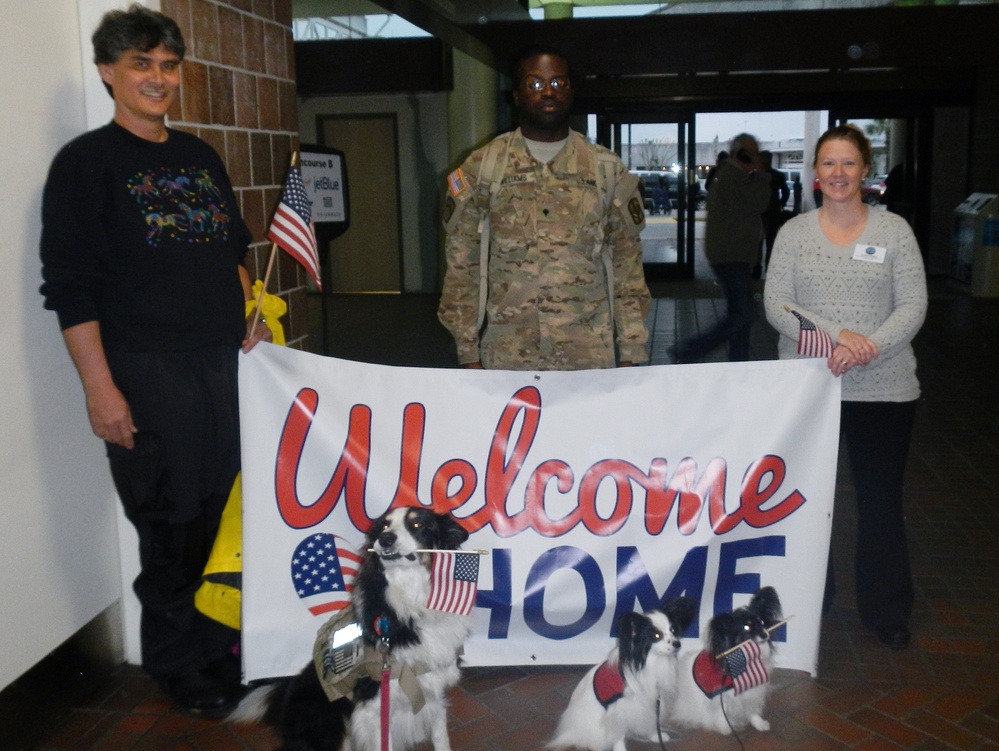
[951,193,999,297]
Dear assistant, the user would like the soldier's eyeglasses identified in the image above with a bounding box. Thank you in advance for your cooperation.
[522,77,571,92]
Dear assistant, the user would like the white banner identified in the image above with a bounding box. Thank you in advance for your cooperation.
[239,345,840,682]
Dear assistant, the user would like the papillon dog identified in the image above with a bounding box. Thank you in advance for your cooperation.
[668,586,782,736]
[548,597,698,751]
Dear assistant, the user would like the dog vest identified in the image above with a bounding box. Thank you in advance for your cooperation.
[692,650,734,698]
[693,644,769,698]
[592,660,625,708]
[313,606,430,712]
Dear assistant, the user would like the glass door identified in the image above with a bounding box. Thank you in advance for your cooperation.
[593,114,698,279]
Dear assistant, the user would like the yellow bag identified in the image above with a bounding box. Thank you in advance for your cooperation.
[195,280,287,629]
[194,473,243,629]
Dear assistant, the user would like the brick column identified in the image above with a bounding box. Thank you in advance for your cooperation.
[163,0,310,348]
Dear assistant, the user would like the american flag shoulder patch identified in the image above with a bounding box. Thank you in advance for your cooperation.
[447,168,469,198]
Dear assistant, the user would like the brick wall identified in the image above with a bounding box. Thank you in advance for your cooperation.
[162,0,311,348]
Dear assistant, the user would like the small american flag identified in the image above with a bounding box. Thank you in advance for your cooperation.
[268,164,322,290]
[426,551,479,616]
[291,533,362,615]
[789,308,833,358]
[724,640,769,695]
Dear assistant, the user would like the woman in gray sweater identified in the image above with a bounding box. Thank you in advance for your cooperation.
[764,124,927,650]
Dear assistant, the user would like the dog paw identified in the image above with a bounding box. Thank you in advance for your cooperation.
[648,729,670,742]
[750,715,770,732]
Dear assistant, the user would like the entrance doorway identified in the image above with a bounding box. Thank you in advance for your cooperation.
[595,114,697,279]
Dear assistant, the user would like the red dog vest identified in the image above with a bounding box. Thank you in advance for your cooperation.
[592,661,625,707]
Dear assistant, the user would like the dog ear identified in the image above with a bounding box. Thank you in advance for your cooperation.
[616,611,646,669]
[707,613,737,655]
[436,512,470,549]
[661,596,699,636]
[750,586,783,627]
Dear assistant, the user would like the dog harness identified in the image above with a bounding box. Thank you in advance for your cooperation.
[692,650,735,698]
[592,660,625,707]
[312,606,431,711]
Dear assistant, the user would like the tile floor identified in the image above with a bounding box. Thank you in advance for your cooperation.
[15,276,999,751]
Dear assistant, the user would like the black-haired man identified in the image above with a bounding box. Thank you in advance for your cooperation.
[438,46,650,371]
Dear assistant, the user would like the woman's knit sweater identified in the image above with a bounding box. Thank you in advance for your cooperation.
[764,208,927,402]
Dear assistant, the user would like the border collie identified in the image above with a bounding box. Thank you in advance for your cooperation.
[233,506,473,751]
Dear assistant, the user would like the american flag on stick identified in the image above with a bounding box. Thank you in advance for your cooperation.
[723,640,769,695]
[787,307,833,358]
[268,164,322,290]
[426,551,479,616]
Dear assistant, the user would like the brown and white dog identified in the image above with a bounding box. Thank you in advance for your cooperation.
[233,506,474,751]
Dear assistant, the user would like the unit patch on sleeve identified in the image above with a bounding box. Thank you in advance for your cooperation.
[627,196,645,225]
[447,168,469,198]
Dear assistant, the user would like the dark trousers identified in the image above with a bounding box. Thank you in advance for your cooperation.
[677,261,753,362]
[106,346,241,678]
[826,399,917,629]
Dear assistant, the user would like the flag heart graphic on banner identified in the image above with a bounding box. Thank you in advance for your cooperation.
[290,532,363,616]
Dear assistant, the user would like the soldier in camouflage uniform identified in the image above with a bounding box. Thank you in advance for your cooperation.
[438,46,650,371]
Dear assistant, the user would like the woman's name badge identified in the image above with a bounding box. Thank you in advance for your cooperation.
[853,244,887,263]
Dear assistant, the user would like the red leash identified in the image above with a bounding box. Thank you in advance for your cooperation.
[375,617,392,751]
[380,659,390,751]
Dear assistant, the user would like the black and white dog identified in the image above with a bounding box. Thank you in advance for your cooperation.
[548,597,698,751]
[233,506,474,751]
[668,587,782,736]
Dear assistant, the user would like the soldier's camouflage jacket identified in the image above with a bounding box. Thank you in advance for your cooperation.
[438,129,651,371]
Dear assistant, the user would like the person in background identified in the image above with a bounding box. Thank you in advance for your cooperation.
[757,149,790,278]
[39,4,269,715]
[673,134,771,362]
[704,149,728,192]
[791,173,803,214]
[438,44,650,371]
[763,124,927,650]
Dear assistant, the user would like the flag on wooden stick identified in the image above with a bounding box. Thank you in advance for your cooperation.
[724,640,769,695]
[788,308,833,358]
[268,164,322,290]
[426,551,479,616]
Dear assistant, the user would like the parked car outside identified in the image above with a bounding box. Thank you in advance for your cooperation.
[631,169,707,213]
[863,174,888,205]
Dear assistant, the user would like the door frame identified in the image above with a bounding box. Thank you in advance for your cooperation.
[594,111,697,280]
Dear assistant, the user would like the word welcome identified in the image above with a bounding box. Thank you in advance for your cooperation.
[274,386,807,538]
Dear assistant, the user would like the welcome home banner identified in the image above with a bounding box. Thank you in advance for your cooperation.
[239,345,840,682]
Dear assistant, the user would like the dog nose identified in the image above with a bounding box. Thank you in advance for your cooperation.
[378,531,397,548]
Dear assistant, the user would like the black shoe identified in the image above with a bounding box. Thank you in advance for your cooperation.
[875,625,911,650]
[207,651,244,692]
[160,669,240,718]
